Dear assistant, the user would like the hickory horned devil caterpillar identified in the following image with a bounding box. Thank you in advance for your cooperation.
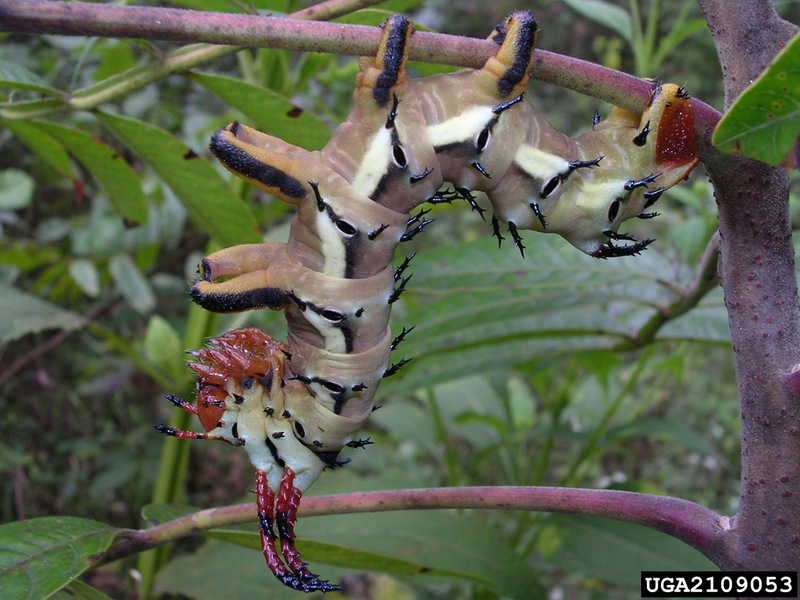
[155,11,698,593]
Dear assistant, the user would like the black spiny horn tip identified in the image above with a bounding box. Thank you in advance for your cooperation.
[591,238,655,259]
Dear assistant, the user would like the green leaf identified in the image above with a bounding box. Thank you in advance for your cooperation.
[30,120,149,223]
[0,517,119,600]
[96,111,260,247]
[154,505,543,599]
[204,529,486,581]
[713,31,800,168]
[559,0,634,45]
[0,168,35,210]
[1,119,73,178]
[191,73,331,150]
[0,286,87,345]
[68,259,101,298]
[148,469,544,599]
[537,514,717,589]
[0,60,59,95]
[143,315,184,381]
[108,253,156,314]
[382,237,729,396]
[608,417,723,460]
[52,580,116,600]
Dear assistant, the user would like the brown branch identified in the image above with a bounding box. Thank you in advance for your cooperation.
[0,0,722,127]
[695,0,800,575]
[101,486,726,565]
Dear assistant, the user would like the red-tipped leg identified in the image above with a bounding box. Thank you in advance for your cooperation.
[276,467,310,576]
[255,469,341,593]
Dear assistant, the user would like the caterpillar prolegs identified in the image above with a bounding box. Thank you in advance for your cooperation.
[158,11,698,592]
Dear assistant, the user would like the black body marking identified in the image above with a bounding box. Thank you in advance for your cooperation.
[373,18,410,106]
[633,120,651,146]
[264,436,286,467]
[530,201,548,229]
[210,128,306,199]
[495,14,537,97]
[189,286,289,313]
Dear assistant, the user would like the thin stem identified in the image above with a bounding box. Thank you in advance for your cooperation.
[558,347,655,487]
[100,486,726,565]
[0,0,390,120]
[615,231,721,350]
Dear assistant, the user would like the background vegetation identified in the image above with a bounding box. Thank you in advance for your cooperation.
[1,0,798,599]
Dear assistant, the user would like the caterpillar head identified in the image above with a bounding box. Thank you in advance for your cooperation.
[487,82,698,258]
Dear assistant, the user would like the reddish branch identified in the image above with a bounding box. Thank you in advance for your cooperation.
[100,486,726,566]
[695,0,800,575]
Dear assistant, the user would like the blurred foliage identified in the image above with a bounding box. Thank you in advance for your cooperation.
[0,0,780,599]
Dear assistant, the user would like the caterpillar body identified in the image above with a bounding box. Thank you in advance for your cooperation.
[157,11,698,592]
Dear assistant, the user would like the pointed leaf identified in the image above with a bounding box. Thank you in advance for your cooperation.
[96,111,260,247]
[713,31,800,168]
[108,253,156,314]
[0,517,119,600]
[537,514,717,589]
[559,0,634,44]
[0,286,87,345]
[0,168,35,210]
[383,237,726,396]
[204,529,487,582]
[143,315,184,381]
[1,119,73,178]
[191,73,331,150]
[30,120,149,223]
[0,60,59,95]
[68,259,101,298]
[52,580,116,600]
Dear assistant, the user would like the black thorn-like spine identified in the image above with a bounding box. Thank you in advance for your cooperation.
[393,253,415,281]
[491,215,505,247]
[383,357,412,377]
[508,221,526,258]
[391,326,414,350]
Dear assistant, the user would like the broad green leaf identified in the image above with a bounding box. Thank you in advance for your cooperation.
[108,253,156,314]
[0,168,34,210]
[154,491,543,599]
[0,517,119,600]
[1,119,73,178]
[608,417,724,460]
[537,514,717,589]
[191,73,331,150]
[0,286,87,345]
[381,237,728,396]
[52,580,115,600]
[97,111,260,247]
[68,258,101,298]
[144,315,184,381]
[149,468,543,599]
[140,503,198,524]
[713,31,800,168]
[303,471,545,600]
[559,0,634,44]
[30,120,149,223]
[204,529,486,582]
[0,60,59,95]
[93,41,137,83]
